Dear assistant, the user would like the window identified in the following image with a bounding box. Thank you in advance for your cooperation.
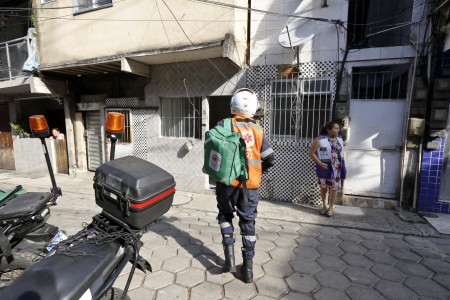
[352,64,409,100]
[73,0,112,14]
[161,97,202,139]
[105,109,131,143]
[347,0,413,49]
[270,78,332,141]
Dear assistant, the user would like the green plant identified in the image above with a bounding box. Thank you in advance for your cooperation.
[10,123,28,135]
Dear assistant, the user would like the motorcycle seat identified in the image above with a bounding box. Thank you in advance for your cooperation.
[0,192,53,220]
[0,238,121,300]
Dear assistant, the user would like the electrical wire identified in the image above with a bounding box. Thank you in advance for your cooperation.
[187,0,341,25]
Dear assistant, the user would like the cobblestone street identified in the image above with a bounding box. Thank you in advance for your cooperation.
[1,171,450,299]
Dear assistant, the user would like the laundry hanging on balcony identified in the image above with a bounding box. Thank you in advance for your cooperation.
[23,28,39,72]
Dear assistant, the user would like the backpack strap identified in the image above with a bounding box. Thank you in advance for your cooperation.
[227,118,249,204]
[223,118,232,132]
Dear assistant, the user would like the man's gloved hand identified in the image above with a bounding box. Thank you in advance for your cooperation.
[262,154,274,174]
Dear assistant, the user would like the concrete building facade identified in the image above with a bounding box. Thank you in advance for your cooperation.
[1,0,449,214]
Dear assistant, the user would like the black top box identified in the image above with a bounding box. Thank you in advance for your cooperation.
[93,156,175,230]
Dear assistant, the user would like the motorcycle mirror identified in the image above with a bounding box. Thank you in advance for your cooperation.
[105,112,124,140]
[29,115,50,138]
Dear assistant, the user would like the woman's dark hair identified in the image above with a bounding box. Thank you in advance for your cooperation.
[319,121,340,135]
[51,127,60,132]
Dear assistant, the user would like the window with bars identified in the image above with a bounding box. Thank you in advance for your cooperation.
[161,97,202,139]
[347,0,413,49]
[352,64,409,100]
[73,0,112,14]
[270,77,332,141]
[105,109,131,143]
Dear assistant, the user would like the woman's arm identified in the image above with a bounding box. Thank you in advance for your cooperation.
[309,138,327,169]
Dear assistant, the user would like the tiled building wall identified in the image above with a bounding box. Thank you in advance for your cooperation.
[418,136,450,213]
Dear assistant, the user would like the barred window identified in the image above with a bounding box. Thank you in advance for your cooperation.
[161,97,202,139]
[352,64,409,100]
[105,109,131,143]
[270,76,332,141]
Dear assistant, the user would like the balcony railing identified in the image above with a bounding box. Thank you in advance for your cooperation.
[0,36,31,82]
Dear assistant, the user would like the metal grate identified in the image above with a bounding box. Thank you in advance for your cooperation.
[132,109,149,161]
[106,97,140,108]
[161,97,202,139]
[269,73,333,141]
[352,64,409,100]
[248,62,337,205]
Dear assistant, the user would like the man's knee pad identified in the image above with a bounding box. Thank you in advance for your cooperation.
[219,221,235,245]
[239,219,255,236]
[218,213,234,224]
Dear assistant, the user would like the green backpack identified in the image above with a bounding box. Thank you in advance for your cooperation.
[203,118,248,186]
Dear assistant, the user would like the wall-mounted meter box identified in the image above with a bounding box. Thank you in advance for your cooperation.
[408,118,425,136]
[335,103,349,119]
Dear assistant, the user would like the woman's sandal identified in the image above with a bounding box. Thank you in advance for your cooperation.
[319,209,328,215]
[325,210,333,217]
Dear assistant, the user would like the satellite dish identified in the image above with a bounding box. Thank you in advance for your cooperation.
[279,19,317,48]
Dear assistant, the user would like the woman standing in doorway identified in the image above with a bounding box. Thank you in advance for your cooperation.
[309,121,346,217]
[50,127,65,140]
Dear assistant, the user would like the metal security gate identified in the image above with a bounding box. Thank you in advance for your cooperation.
[85,111,103,171]
[248,62,337,204]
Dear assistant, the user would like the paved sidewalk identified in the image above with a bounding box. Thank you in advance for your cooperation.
[1,170,450,299]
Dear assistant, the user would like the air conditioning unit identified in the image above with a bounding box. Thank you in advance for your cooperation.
[300,78,333,95]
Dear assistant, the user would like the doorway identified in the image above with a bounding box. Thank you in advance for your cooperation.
[208,96,232,187]
[345,64,409,199]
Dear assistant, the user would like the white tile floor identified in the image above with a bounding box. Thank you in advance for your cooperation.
[423,213,450,235]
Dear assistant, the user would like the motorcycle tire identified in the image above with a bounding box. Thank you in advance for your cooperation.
[0,247,44,290]
[98,288,131,300]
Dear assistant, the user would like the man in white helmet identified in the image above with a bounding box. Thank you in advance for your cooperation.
[216,88,274,283]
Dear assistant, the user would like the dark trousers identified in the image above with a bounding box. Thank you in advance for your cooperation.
[216,182,259,260]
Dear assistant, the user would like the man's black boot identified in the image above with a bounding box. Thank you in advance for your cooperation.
[241,259,253,283]
[222,245,236,273]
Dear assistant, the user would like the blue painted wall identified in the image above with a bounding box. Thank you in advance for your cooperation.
[418,136,450,213]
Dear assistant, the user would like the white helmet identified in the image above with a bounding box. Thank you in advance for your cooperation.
[230,88,258,117]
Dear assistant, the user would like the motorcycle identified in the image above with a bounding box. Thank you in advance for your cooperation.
[0,112,176,300]
[0,116,66,288]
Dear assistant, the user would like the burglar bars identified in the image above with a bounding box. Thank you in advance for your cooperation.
[351,68,409,100]
[269,71,333,141]
[161,97,202,139]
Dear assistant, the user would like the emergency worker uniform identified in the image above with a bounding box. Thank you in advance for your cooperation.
[216,114,274,282]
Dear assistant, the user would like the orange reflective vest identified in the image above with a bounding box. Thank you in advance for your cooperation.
[229,116,264,189]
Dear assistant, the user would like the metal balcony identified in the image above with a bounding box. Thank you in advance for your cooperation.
[0,35,31,82]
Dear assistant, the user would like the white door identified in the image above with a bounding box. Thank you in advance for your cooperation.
[345,100,405,198]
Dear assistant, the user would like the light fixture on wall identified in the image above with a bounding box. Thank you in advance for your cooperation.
[322,0,328,8]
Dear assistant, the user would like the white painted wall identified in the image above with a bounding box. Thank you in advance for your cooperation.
[35,0,248,67]
[250,0,347,66]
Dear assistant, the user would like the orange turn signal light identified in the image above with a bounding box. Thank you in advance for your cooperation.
[105,112,124,133]
[29,115,49,133]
